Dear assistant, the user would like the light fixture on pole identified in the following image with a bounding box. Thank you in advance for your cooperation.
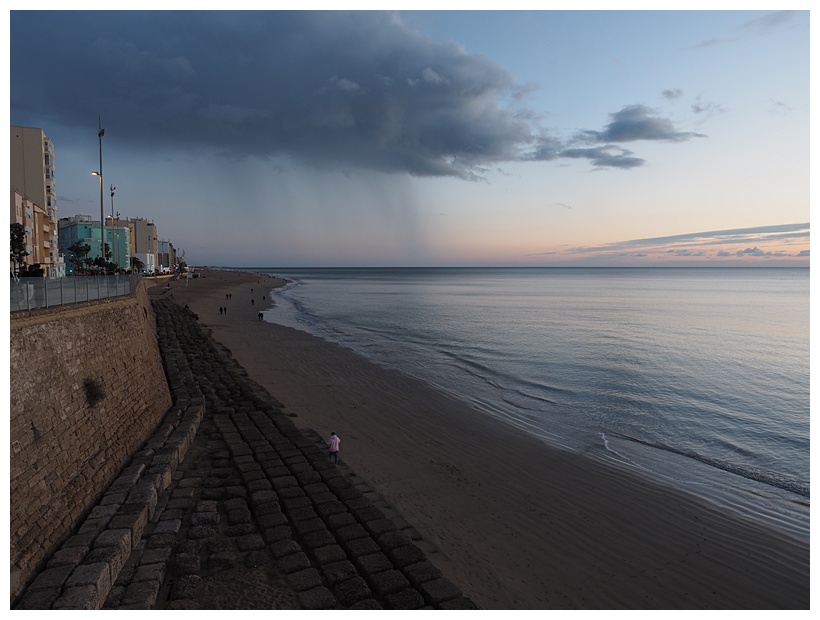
[91,170,103,268]
[97,117,105,270]
[110,184,116,268]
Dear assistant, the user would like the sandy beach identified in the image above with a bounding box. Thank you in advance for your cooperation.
[165,269,810,609]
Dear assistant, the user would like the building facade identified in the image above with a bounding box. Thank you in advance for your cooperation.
[10,126,63,277]
[157,239,177,273]
[108,216,158,272]
[57,215,131,272]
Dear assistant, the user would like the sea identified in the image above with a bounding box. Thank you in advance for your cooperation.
[249,267,809,540]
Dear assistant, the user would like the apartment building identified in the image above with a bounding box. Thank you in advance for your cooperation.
[157,239,177,273]
[10,126,63,277]
[110,216,158,272]
[57,215,132,272]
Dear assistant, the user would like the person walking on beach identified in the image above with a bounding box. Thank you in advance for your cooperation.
[327,432,340,463]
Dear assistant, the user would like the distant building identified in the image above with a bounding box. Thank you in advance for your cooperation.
[157,239,177,273]
[110,216,158,272]
[58,215,131,272]
[10,126,64,277]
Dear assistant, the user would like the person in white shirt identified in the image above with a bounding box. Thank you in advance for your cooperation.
[326,432,340,463]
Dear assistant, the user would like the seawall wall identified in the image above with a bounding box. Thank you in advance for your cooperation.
[9,281,173,602]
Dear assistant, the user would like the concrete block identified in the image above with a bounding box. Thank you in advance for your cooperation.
[417,577,461,606]
[438,596,480,609]
[133,562,166,584]
[122,579,160,607]
[334,576,372,607]
[343,537,380,558]
[286,568,323,592]
[85,545,128,586]
[354,552,392,574]
[27,564,74,591]
[387,545,426,568]
[94,528,132,552]
[46,546,87,569]
[190,511,220,526]
[321,560,357,586]
[297,586,336,610]
[52,584,99,610]
[277,552,311,575]
[152,518,181,535]
[402,560,442,586]
[16,586,61,609]
[384,587,425,610]
[65,562,111,600]
[369,570,410,597]
[108,510,149,549]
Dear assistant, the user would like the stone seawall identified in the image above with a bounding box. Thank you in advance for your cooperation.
[9,281,173,603]
[14,297,476,610]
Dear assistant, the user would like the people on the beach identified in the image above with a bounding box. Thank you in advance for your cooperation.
[327,432,340,463]
[219,307,223,314]
[251,299,255,306]
[257,312,263,321]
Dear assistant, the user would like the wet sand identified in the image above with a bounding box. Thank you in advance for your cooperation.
[164,269,810,609]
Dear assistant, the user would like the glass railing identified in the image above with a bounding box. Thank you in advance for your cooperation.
[10,273,142,313]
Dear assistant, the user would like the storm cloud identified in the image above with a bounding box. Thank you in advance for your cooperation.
[582,104,706,143]
[11,11,704,179]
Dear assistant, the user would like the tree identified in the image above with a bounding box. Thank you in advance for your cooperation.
[67,241,91,274]
[10,223,28,274]
[21,263,44,278]
[91,243,117,273]
[130,256,146,272]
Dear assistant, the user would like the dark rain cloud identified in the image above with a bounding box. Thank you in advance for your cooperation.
[558,145,644,169]
[11,11,704,179]
[581,104,706,143]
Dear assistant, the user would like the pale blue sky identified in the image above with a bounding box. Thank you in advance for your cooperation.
[9,7,810,266]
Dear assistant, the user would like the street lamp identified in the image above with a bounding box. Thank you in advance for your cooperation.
[96,117,105,270]
[91,170,103,269]
[110,185,116,268]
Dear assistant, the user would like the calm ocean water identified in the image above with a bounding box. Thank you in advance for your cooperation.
[254,267,809,538]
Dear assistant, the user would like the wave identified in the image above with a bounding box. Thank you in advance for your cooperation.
[607,431,809,498]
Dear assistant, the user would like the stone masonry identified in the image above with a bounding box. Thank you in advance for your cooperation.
[14,297,478,609]
[9,282,173,602]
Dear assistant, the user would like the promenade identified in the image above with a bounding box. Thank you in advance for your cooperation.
[15,296,477,609]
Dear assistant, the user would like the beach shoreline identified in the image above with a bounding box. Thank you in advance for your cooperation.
[164,268,809,609]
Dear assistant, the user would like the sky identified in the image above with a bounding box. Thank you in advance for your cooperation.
[8,5,812,267]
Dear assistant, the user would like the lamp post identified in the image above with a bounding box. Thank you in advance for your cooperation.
[91,171,102,269]
[96,117,105,271]
[110,185,116,268]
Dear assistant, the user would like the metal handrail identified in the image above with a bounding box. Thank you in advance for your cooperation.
[10,273,143,313]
